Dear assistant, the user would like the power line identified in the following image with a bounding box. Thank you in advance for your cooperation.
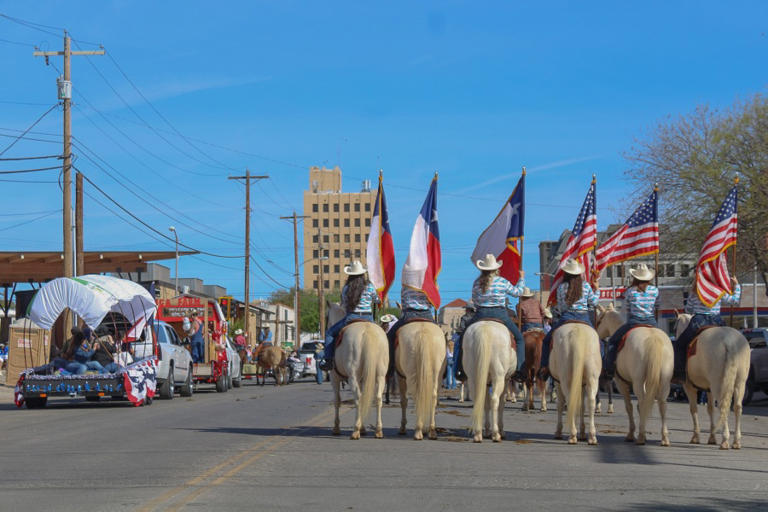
[0,209,61,217]
[0,154,60,161]
[0,13,62,37]
[0,210,59,232]
[0,104,58,156]
[76,168,243,259]
[0,164,62,174]
[250,255,290,289]
[0,37,36,48]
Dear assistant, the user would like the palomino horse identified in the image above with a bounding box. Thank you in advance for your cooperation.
[596,308,673,446]
[549,322,601,444]
[395,321,447,440]
[462,321,516,443]
[256,345,287,386]
[675,314,750,449]
[521,329,547,412]
[327,303,389,440]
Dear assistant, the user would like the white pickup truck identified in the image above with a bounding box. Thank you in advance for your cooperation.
[133,321,193,399]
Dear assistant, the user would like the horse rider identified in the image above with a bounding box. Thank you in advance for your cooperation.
[319,260,380,372]
[672,275,741,381]
[186,311,205,363]
[517,286,548,332]
[385,273,435,375]
[379,313,398,334]
[602,264,659,379]
[539,258,599,379]
[453,302,475,380]
[455,253,527,382]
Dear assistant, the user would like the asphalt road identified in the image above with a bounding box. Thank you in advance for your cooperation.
[2,378,768,511]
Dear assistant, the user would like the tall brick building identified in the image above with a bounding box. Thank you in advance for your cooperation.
[302,166,375,291]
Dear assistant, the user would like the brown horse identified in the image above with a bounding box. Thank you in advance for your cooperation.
[521,329,546,412]
[256,345,287,386]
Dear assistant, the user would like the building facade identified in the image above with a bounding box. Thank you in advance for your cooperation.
[302,166,375,292]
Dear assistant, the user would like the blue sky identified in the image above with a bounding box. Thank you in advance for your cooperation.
[1,1,766,306]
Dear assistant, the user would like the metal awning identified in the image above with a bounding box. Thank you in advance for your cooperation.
[0,251,197,284]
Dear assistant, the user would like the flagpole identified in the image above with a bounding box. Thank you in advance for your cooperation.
[653,183,660,289]
[729,175,739,327]
[517,166,526,331]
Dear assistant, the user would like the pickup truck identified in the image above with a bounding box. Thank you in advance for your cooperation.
[742,328,768,405]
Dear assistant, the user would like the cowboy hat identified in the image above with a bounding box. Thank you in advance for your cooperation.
[562,258,585,276]
[234,329,243,335]
[476,253,502,271]
[543,307,553,319]
[521,287,535,298]
[379,314,396,323]
[344,260,367,275]
[629,263,654,282]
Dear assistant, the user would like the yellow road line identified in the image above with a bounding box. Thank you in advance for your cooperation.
[141,407,338,511]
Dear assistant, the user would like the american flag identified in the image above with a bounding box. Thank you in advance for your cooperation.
[595,189,658,271]
[696,185,738,307]
[548,179,597,305]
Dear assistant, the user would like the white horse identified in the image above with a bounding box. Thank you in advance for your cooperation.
[550,323,601,444]
[462,321,517,443]
[675,314,750,449]
[597,308,673,446]
[327,303,389,440]
[395,321,447,440]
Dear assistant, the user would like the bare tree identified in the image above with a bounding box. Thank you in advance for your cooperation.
[625,94,768,291]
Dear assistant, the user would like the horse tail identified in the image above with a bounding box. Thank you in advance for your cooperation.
[470,327,493,433]
[414,326,438,430]
[716,340,738,431]
[357,329,380,424]
[640,331,665,418]
[565,328,586,432]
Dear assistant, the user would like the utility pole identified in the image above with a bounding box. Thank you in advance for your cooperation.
[228,169,268,345]
[318,228,326,338]
[280,211,308,347]
[34,32,104,279]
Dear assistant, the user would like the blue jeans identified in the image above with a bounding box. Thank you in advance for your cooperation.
[605,317,656,374]
[100,362,119,374]
[83,360,104,373]
[444,359,456,389]
[522,322,544,332]
[674,313,723,375]
[324,313,373,364]
[541,311,592,368]
[61,361,87,375]
[192,340,205,363]
[315,352,324,384]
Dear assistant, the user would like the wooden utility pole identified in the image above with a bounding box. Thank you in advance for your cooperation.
[318,228,326,338]
[280,211,308,346]
[34,32,104,279]
[228,170,268,344]
[75,172,84,275]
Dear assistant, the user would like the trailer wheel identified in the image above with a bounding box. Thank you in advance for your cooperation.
[179,365,193,397]
[25,397,47,409]
[232,376,242,388]
[216,371,228,393]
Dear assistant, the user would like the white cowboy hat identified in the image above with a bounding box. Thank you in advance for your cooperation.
[543,307,553,319]
[379,314,396,323]
[562,258,585,276]
[234,329,243,335]
[344,260,367,275]
[629,263,655,282]
[476,253,502,271]
[521,287,535,298]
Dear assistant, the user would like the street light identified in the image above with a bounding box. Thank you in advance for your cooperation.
[169,226,179,294]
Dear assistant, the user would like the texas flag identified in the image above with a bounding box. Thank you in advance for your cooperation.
[366,173,395,300]
[471,174,525,284]
[403,175,441,308]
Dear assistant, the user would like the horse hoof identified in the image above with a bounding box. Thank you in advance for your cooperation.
[625,434,635,443]
[596,404,602,414]
[568,436,578,444]
[708,436,717,445]
[428,430,438,440]
[588,437,598,446]
[554,432,563,440]
[492,434,501,443]
[541,406,547,412]
[350,431,360,440]
[398,428,407,436]
[661,438,671,447]
[689,436,700,444]
[473,434,482,443]
[635,439,646,446]
[332,428,341,436]
[720,441,730,450]
[414,431,423,441]
[607,405,615,414]
[375,430,384,439]
[732,441,741,450]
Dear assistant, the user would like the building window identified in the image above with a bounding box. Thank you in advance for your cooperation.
[365,233,369,242]
[344,249,351,258]
[666,264,675,278]
[334,264,340,272]
[365,202,371,212]
[333,219,339,227]
[323,249,329,257]
[365,218,370,227]
[354,203,360,212]
[354,218,360,227]
[343,218,350,227]
[324,280,330,289]
[313,265,319,274]
[312,204,318,213]
[313,249,318,258]
[323,219,329,227]
[312,219,318,228]
[344,203,350,212]
[605,267,612,279]
[334,249,339,257]
[333,234,340,243]
[355,234,361,242]
[344,234,350,243]
[313,280,318,288]
[323,204,329,212]
[312,235,318,243]
[323,265,329,273]
[333,203,339,212]
[323,235,329,243]
[355,249,361,257]
[680,264,690,277]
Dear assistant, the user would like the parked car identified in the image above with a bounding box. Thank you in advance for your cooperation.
[299,341,323,377]
[132,320,194,399]
[742,328,768,405]
[224,337,242,388]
